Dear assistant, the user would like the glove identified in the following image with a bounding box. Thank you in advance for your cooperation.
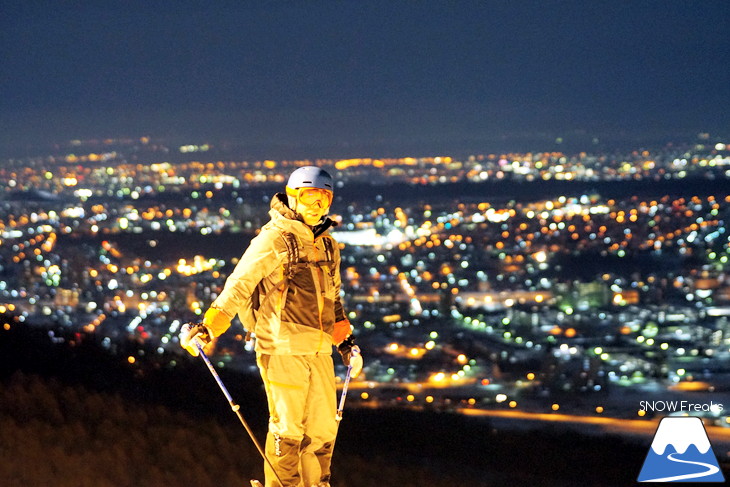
[337,336,363,379]
[332,319,352,345]
[202,307,231,337]
[180,322,212,357]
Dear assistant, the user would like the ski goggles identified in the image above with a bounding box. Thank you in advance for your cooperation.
[286,186,333,207]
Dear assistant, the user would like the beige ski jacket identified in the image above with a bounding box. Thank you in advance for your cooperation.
[209,193,349,355]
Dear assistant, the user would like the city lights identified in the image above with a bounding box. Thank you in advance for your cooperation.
[0,136,729,428]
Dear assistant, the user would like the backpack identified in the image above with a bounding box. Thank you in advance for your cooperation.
[239,230,335,341]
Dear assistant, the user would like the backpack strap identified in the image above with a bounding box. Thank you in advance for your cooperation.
[316,235,336,278]
[281,231,301,279]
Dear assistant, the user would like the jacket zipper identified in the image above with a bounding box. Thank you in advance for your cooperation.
[313,235,327,353]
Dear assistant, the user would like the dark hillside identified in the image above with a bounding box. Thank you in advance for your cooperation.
[1,317,704,486]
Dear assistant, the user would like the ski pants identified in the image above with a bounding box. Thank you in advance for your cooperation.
[257,353,338,487]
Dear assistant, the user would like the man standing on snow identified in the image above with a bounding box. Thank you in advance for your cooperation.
[181,166,362,487]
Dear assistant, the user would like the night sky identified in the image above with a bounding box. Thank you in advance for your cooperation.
[2,0,729,157]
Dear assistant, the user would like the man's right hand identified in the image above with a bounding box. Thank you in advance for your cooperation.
[180,322,212,356]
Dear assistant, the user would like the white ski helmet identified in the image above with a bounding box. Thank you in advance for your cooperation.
[286,166,333,192]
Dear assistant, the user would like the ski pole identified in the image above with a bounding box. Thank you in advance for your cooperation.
[329,359,356,480]
[336,344,360,421]
[336,363,353,421]
[194,339,284,486]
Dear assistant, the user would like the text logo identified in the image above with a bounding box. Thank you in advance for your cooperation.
[638,416,725,482]
[639,400,724,414]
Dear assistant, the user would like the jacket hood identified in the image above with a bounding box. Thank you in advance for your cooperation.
[270,192,299,221]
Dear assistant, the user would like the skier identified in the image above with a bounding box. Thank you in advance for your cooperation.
[181,166,363,487]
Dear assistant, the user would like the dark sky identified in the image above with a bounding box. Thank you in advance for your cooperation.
[2,0,729,157]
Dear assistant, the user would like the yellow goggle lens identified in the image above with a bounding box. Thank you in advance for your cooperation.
[288,187,332,206]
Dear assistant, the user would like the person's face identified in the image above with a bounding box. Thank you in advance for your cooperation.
[293,188,332,225]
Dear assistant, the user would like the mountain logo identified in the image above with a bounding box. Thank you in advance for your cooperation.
[638,416,725,482]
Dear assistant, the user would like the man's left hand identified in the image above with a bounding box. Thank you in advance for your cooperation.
[338,336,363,378]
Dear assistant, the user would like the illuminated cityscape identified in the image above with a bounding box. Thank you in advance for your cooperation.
[2,136,729,454]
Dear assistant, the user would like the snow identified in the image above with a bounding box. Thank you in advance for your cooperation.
[650,417,712,455]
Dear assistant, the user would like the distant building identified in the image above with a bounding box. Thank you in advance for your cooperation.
[576,281,611,309]
[54,288,79,308]
[455,290,554,311]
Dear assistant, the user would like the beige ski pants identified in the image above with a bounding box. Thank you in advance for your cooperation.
[257,353,338,487]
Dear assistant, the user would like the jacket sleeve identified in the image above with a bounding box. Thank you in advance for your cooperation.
[331,237,352,343]
[209,228,284,335]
